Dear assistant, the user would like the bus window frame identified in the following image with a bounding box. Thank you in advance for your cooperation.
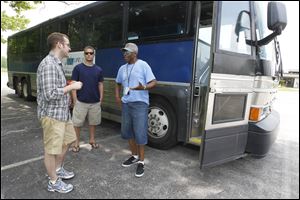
[125,1,193,44]
[215,1,255,59]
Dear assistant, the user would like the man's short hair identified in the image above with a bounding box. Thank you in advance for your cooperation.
[47,32,69,50]
[84,46,95,53]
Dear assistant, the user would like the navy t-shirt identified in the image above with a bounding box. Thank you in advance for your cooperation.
[71,63,104,103]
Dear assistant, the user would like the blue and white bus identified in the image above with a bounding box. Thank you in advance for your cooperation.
[7,1,287,168]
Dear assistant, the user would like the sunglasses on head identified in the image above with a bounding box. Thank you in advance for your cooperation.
[84,52,94,55]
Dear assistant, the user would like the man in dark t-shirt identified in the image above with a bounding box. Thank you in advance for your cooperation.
[71,46,104,152]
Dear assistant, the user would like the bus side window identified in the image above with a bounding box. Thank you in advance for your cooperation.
[42,22,59,55]
[128,1,187,40]
[60,15,85,51]
[85,2,123,48]
[26,29,40,55]
[8,37,17,55]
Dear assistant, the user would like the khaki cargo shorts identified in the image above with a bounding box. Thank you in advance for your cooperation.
[41,117,76,155]
[72,100,101,127]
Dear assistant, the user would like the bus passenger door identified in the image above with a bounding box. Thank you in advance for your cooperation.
[188,2,214,146]
[199,1,256,168]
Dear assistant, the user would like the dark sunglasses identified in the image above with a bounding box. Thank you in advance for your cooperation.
[123,51,132,56]
[84,52,94,55]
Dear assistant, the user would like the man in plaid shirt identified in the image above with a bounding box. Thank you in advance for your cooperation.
[37,32,82,193]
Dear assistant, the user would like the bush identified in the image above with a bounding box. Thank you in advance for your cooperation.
[279,79,286,87]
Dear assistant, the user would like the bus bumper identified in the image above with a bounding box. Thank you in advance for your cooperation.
[246,110,280,157]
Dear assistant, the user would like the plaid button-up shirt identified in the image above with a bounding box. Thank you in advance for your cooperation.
[37,52,70,122]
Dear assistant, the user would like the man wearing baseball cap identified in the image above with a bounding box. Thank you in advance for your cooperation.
[115,42,157,177]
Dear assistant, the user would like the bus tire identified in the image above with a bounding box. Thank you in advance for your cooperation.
[21,79,34,101]
[147,97,177,150]
[15,78,23,98]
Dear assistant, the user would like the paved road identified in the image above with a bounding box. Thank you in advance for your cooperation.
[1,71,299,199]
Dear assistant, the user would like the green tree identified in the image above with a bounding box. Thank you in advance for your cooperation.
[1,1,42,43]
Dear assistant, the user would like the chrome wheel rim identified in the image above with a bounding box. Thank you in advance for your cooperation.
[148,106,169,138]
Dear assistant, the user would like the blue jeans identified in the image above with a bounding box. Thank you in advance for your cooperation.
[121,102,148,145]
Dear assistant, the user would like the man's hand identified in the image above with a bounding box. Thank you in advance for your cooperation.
[130,82,145,90]
[64,81,83,94]
[70,81,83,90]
[115,96,122,108]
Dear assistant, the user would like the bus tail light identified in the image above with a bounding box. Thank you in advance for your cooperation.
[249,107,262,121]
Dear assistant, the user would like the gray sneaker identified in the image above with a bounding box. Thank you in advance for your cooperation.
[47,178,73,193]
[56,167,75,180]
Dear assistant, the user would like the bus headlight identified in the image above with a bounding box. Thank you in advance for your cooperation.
[249,106,271,122]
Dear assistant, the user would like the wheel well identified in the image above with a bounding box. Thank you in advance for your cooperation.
[13,76,29,92]
[13,76,27,83]
[21,77,26,82]
[149,94,177,117]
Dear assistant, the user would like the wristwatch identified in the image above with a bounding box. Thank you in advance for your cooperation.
[143,85,147,90]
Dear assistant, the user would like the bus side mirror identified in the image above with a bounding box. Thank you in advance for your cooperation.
[268,2,287,34]
[257,2,287,47]
[235,10,250,42]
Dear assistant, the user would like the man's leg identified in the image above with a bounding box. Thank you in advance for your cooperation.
[137,144,144,161]
[74,127,81,147]
[55,144,69,170]
[132,102,148,162]
[128,138,138,156]
[135,144,145,177]
[72,100,88,150]
[121,103,139,167]
[121,139,139,167]
[44,152,58,182]
[89,125,96,144]
[132,102,148,177]
[88,102,101,148]
[41,117,61,181]
[54,122,76,180]
[42,118,74,193]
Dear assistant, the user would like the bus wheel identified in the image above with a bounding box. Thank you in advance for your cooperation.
[148,97,177,150]
[15,79,23,98]
[22,79,34,101]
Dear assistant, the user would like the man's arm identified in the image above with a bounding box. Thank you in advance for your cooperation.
[131,79,157,90]
[115,83,122,107]
[145,79,157,90]
[99,82,104,103]
[71,87,77,105]
[63,81,82,94]
[40,64,81,100]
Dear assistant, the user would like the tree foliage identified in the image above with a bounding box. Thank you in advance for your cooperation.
[1,1,42,43]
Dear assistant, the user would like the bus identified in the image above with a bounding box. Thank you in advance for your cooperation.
[7,1,287,168]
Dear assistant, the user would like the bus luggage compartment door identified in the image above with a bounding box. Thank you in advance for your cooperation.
[199,74,254,168]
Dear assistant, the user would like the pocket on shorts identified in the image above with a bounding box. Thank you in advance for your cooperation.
[72,101,88,126]
[88,103,101,125]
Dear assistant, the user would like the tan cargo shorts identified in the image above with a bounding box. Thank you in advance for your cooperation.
[72,100,101,127]
[41,117,76,155]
